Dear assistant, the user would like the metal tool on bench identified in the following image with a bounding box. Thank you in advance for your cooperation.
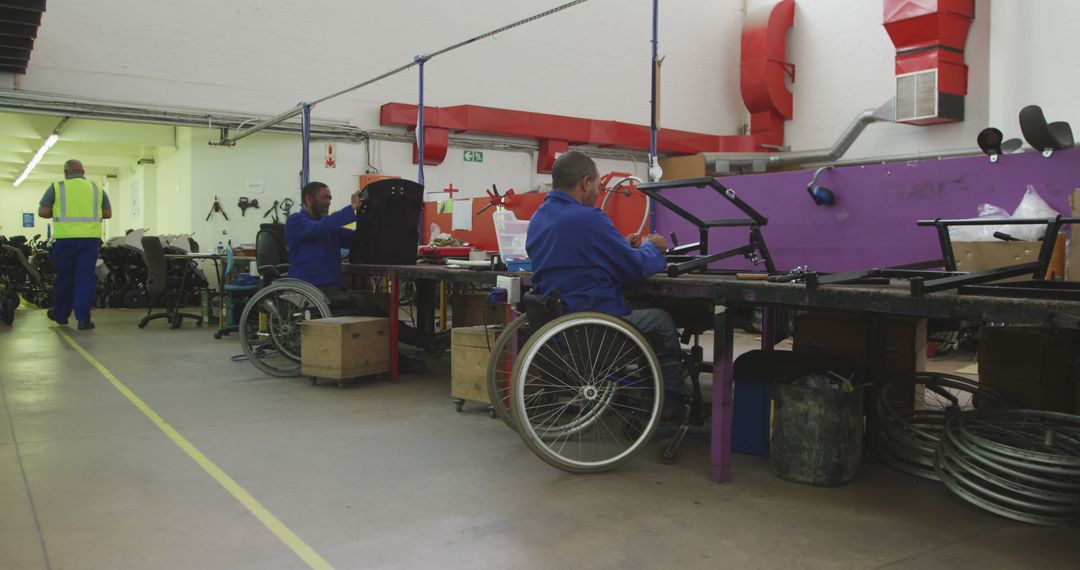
[635,177,776,277]
[805,216,1080,301]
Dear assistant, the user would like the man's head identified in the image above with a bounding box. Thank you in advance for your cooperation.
[64,159,85,177]
[301,181,332,219]
[551,151,600,207]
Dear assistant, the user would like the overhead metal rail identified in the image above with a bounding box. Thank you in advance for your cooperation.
[213,0,591,148]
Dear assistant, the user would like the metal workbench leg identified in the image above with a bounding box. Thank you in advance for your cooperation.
[864,313,886,455]
[760,306,786,351]
[710,302,735,483]
[390,272,399,381]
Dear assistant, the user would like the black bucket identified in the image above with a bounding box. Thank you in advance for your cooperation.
[770,375,864,486]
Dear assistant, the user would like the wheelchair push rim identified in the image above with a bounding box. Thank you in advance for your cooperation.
[238,279,332,377]
[487,313,530,431]
[510,312,663,473]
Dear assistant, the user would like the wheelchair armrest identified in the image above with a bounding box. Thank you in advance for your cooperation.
[257,263,289,278]
[521,291,564,331]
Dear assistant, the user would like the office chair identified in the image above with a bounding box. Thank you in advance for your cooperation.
[138,235,204,329]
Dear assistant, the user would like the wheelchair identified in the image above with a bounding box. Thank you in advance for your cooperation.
[487,291,709,473]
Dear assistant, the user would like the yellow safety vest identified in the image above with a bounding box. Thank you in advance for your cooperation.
[53,177,103,239]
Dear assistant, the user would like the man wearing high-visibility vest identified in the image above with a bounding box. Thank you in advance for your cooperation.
[38,159,112,330]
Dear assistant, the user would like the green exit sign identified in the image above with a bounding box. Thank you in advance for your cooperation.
[463,150,484,163]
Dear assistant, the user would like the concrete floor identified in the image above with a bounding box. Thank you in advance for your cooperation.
[1,306,1077,570]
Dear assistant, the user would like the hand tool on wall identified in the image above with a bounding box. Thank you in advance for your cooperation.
[280,198,296,216]
[263,200,280,223]
[237,197,260,216]
[205,196,230,221]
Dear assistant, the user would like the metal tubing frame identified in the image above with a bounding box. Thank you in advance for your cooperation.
[636,177,774,276]
[809,217,1080,300]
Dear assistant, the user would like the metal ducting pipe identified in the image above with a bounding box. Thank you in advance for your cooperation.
[703,98,896,174]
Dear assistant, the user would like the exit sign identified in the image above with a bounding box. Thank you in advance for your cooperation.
[463,150,484,163]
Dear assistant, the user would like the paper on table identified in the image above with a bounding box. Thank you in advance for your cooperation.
[451,199,472,231]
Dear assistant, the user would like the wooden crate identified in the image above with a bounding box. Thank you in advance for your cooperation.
[451,293,506,327]
[451,325,502,404]
[301,316,390,382]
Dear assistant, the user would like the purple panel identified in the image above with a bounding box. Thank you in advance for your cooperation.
[654,148,1080,272]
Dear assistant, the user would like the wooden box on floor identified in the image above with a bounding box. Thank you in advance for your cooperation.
[451,325,501,408]
[301,316,390,385]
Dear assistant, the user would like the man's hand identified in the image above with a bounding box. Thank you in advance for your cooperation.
[351,190,362,210]
[626,233,642,248]
[644,233,668,251]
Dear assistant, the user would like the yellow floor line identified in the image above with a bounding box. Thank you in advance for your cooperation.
[56,329,333,570]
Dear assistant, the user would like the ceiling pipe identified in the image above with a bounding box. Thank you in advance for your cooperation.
[702,98,896,175]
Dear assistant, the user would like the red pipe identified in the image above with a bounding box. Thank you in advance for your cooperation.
[381,0,797,172]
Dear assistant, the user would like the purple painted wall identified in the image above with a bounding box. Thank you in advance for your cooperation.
[653,148,1080,272]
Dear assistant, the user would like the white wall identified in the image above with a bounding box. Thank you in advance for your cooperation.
[0,181,47,239]
[10,0,745,134]
[988,1,1080,137]
[2,0,1079,207]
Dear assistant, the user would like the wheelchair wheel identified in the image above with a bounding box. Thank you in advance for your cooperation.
[510,312,663,473]
[486,313,532,431]
[238,279,332,377]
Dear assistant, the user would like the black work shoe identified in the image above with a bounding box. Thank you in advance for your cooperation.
[77,320,95,330]
[47,309,69,326]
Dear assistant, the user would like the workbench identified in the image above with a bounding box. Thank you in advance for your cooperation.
[343,262,1080,483]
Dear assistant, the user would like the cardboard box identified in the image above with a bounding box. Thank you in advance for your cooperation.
[1069,188,1080,281]
[658,154,705,180]
[301,316,390,380]
[451,325,502,404]
[952,237,1065,282]
[451,292,506,327]
[978,327,1080,413]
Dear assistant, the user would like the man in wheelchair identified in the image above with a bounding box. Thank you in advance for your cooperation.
[285,181,434,354]
[526,151,687,421]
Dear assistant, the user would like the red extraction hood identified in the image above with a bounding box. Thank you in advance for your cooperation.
[883,0,974,125]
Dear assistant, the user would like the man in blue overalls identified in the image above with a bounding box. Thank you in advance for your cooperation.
[38,159,112,330]
[526,151,687,419]
[285,181,435,355]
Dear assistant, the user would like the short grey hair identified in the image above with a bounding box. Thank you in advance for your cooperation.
[551,151,597,191]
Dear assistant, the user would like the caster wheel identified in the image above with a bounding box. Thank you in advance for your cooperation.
[213,331,223,339]
[310,377,318,386]
[196,320,203,328]
[489,407,497,419]
[656,439,681,465]
[454,399,464,412]
[137,322,147,329]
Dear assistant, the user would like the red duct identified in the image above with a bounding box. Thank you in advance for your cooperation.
[883,0,974,125]
[382,0,797,172]
[740,0,795,144]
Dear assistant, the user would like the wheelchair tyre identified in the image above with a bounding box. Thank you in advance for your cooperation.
[485,313,532,431]
[238,279,332,377]
[0,295,15,325]
[510,312,664,474]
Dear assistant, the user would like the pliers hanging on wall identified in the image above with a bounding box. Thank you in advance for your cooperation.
[206,196,230,221]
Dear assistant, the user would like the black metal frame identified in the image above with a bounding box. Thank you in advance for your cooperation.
[636,177,776,277]
[806,216,1080,301]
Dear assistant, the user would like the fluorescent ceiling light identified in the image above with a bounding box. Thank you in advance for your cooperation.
[13,133,60,187]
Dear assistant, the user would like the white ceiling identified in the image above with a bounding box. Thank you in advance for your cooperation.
[0,112,177,187]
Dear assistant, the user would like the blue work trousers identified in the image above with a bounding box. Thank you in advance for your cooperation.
[51,238,101,324]
[623,307,687,400]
